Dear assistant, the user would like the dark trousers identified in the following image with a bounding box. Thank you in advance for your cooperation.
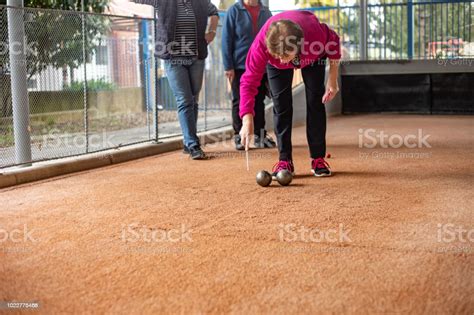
[266,60,327,161]
[232,69,267,137]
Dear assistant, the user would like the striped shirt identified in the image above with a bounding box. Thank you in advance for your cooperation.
[173,0,198,57]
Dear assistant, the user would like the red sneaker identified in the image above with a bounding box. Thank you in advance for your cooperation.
[271,160,295,180]
[311,158,332,177]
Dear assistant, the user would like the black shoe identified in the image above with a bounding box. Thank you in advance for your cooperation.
[189,146,206,160]
[311,158,332,177]
[234,135,244,151]
[183,146,190,154]
[254,134,276,149]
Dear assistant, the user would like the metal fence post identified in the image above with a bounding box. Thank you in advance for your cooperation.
[203,69,208,131]
[7,0,32,165]
[407,0,414,59]
[154,56,159,143]
[337,0,341,37]
[81,3,89,153]
[359,0,368,60]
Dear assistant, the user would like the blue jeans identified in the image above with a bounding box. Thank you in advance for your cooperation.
[164,58,205,149]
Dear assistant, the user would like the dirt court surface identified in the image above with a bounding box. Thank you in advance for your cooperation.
[1,114,473,314]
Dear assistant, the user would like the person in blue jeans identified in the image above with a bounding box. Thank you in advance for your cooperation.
[222,0,275,150]
[131,0,219,159]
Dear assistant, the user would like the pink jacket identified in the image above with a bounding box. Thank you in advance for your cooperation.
[239,10,341,118]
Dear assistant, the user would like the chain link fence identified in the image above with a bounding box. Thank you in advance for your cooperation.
[0,5,232,169]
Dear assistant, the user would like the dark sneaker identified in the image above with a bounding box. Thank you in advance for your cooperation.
[254,134,276,149]
[271,160,295,180]
[189,146,206,160]
[183,146,190,154]
[234,135,244,151]
[311,158,332,177]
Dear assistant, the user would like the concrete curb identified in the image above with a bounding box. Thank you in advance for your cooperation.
[0,126,234,189]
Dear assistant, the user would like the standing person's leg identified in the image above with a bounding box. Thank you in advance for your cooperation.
[254,74,276,149]
[165,60,203,159]
[231,69,245,135]
[253,74,267,138]
[188,59,206,128]
[266,64,294,162]
[301,59,331,176]
[301,60,326,158]
[230,69,245,150]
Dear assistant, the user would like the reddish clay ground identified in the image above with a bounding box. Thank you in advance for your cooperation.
[0,114,473,314]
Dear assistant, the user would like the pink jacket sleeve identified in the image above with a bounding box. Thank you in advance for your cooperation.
[321,22,341,60]
[239,36,269,118]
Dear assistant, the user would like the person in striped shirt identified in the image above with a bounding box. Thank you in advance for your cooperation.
[130,0,219,160]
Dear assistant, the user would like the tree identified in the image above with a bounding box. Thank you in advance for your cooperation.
[295,0,336,7]
[0,0,110,84]
[218,0,235,10]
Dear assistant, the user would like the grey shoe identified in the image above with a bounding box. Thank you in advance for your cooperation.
[254,134,276,148]
[189,146,206,160]
[234,135,245,151]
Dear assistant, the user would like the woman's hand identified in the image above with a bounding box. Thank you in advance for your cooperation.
[239,114,254,150]
[225,69,235,83]
[322,59,340,104]
[205,31,216,44]
[322,77,339,104]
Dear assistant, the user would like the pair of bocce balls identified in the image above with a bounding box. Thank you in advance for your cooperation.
[256,170,293,187]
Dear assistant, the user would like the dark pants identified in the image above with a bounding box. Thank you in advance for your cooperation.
[267,60,327,161]
[232,69,267,137]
